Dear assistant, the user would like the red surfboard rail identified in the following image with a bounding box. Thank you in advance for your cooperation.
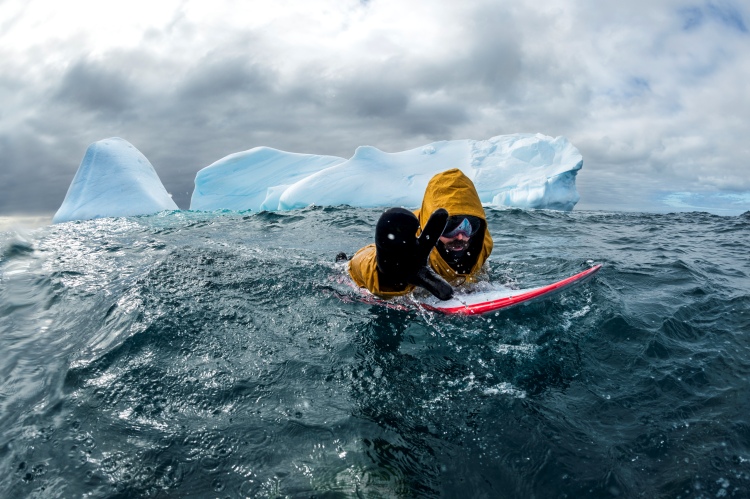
[422,264,602,315]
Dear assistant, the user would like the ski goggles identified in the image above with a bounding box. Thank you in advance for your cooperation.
[441,215,482,239]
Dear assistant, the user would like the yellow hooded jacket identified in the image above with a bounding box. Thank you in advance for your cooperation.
[348,168,493,297]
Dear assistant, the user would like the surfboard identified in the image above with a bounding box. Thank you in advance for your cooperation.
[342,264,602,316]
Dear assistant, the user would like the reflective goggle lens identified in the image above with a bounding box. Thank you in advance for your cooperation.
[442,216,479,238]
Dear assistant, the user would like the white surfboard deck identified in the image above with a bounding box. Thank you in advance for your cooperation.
[347,264,602,315]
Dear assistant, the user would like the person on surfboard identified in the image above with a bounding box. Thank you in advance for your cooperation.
[347,168,493,301]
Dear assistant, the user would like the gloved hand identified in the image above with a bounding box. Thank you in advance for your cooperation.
[374,207,454,300]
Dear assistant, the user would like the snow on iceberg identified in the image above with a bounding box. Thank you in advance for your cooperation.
[53,138,178,223]
[190,147,346,212]
[190,133,582,212]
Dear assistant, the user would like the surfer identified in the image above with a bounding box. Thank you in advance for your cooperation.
[347,168,493,300]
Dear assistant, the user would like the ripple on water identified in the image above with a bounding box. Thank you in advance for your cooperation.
[2,210,750,498]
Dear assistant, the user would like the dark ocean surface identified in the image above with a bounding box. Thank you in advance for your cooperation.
[1,208,749,498]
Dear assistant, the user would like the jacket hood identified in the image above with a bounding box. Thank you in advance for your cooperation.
[416,169,493,279]
[417,169,487,224]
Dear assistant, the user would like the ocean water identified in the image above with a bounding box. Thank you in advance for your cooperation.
[1,208,749,498]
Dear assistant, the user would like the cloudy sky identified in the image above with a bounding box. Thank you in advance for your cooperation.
[1,0,748,215]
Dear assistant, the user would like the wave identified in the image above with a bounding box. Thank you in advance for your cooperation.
[1,208,749,498]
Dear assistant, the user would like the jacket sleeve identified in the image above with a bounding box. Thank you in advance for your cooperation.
[347,244,414,298]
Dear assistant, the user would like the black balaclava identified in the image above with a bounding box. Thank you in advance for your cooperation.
[436,220,486,275]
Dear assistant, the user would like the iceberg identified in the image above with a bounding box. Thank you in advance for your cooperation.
[662,192,750,216]
[190,133,582,212]
[53,138,178,223]
[190,148,346,212]
[53,133,583,222]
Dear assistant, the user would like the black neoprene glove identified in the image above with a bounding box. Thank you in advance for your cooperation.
[374,207,454,300]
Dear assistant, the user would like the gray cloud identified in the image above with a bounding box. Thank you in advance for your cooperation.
[177,56,273,101]
[1,0,748,215]
[55,60,136,115]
